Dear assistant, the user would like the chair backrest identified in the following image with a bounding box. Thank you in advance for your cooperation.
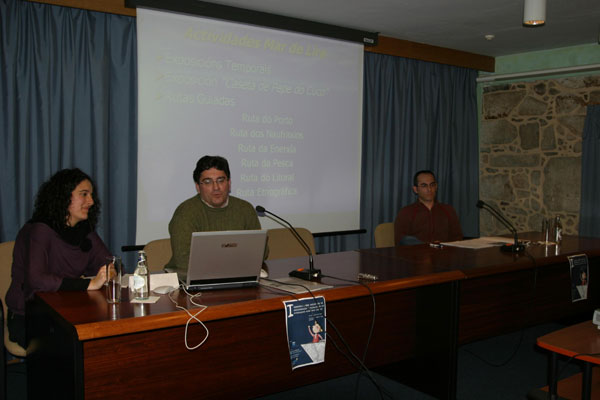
[1,298,5,396]
[266,228,316,260]
[0,240,27,357]
[0,241,15,323]
[143,238,172,272]
[374,223,395,248]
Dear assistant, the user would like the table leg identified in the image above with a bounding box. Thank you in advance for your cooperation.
[581,362,591,400]
[548,352,558,399]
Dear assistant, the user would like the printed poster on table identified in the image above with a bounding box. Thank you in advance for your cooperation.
[284,296,326,370]
[569,254,589,302]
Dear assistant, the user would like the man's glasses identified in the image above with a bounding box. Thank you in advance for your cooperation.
[417,182,437,189]
[199,177,228,185]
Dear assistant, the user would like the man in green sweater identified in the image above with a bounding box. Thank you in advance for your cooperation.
[165,155,262,274]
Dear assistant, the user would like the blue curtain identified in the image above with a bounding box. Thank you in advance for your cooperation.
[579,104,600,238]
[0,0,137,268]
[317,52,479,252]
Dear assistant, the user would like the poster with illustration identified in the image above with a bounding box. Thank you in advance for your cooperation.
[569,254,589,302]
[284,296,326,370]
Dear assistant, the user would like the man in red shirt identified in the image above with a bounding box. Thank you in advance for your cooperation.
[393,170,463,245]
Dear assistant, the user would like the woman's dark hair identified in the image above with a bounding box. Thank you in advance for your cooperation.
[193,155,231,183]
[31,168,100,231]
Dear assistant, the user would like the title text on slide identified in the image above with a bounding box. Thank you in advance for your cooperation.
[184,28,328,59]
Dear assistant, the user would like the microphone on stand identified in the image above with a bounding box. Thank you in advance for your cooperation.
[476,200,525,253]
[255,205,321,281]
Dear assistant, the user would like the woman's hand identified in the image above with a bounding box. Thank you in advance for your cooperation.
[87,265,108,290]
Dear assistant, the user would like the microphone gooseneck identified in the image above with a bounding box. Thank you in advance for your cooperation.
[476,200,525,253]
[255,205,321,280]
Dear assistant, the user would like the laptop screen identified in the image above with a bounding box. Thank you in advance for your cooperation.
[184,230,267,290]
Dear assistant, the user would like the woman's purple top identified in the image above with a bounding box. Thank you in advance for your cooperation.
[5,222,111,315]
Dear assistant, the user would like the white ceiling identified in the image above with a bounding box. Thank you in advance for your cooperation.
[202,0,600,57]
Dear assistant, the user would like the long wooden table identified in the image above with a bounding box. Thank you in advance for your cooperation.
[27,250,463,400]
[26,234,600,400]
[361,233,600,344]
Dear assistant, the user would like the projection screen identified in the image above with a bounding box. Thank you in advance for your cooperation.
[136,7,364,244]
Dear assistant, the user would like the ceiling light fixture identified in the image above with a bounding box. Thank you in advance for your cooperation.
[523,0,546,26]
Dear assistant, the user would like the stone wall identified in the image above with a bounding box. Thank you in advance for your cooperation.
[479,75,600,236]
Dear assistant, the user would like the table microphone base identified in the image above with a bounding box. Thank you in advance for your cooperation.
[501,243,526,253]
[289,268,322,281]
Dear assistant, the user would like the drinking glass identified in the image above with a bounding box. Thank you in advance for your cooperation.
[541,218,551,244]
[106,256,122,303]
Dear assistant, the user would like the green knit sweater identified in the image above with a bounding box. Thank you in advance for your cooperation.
[165,194,261,273]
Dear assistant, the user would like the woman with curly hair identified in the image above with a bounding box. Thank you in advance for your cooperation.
[5,168,111,347]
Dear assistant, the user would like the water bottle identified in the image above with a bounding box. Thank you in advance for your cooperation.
[553,216,562,245]
[133,250,149,300]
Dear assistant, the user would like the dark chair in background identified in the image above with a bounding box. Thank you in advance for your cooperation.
[374,222,394,248]
[1,298,6,400]
[0,241,27,359]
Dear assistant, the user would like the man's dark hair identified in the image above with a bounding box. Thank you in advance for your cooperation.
[193,155,231,183]
[31,168,100,231]
[413,170,436,187]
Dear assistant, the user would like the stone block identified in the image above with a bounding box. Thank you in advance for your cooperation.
[556,78,588,89]
[589,90,600,104]
[533,83,546,95]
[543,157,581,213]
[516,190,529,198]
[528,214,545,232]
[480,174,513,201]
[556,95,584,114]
[512,173,528,189]
[583,76,600,87]
[519,122,539,150]
[558,115,585,136]
[541,125,556,150]
[481,120,517,145]
[483,91,526,119]
[490,154,540,168]
[531,171,541,186]
[483,84,510,93]
[518,96,547,116]
[507,206,527,216]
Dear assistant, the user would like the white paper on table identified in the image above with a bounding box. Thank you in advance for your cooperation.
[441,236,513,249]
[130,296,160,304]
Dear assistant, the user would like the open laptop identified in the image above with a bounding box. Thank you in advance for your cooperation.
[178,230,267,291]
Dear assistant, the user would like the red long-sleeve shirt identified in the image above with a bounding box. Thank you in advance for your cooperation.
[394,201,463,245]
